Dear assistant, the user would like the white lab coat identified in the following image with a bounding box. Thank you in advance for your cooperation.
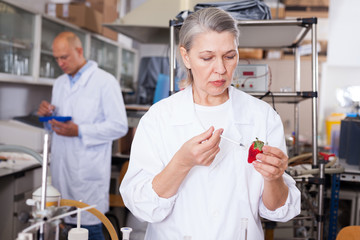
[50,61,128,225]
[120,85,300,239]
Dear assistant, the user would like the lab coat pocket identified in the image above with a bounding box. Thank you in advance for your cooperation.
[79,144,106,181]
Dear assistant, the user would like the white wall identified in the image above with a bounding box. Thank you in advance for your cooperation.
[318,0,360,144]
[327,0,360,66]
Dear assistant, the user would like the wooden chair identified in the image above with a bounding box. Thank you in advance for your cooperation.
[336,226,360,240]
[109,160,129,208]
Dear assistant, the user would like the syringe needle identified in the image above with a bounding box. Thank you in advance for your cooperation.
[220,135,246,148]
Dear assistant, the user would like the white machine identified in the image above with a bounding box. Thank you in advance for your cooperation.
[232,64,269,92]
[0,120,46,153]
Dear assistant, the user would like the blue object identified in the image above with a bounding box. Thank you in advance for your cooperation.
[328,173,341,240]
[39,116,72,122]
[153,73,170,104]
[346,113,359,117]
[153,73,180,104]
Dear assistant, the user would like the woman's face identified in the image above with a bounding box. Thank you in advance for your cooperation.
[180,30,238,105]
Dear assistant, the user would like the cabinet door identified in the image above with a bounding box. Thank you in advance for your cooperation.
[0,2,35,77]
[89,36,118,79]
[40,17,87,80]
[120,47,137,92]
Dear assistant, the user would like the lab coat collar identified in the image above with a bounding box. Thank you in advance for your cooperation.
[169,85,196,126]
[170,85,252,126]
[67,60,98,92]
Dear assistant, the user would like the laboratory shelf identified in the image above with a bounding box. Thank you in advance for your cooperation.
[40,49,53,56]
[0,39,29,49]
[249,91,316,104]
[236,18,315,49]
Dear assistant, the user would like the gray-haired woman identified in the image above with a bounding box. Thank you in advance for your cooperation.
[121,7,300,239]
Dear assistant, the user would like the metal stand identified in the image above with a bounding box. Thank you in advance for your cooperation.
[328,173,341,240]
[39,133,50,239]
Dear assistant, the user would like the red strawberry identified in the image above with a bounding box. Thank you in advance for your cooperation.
[248,138,264,163]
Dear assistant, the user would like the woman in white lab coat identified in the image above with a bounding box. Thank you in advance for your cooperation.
[120,7,300,239]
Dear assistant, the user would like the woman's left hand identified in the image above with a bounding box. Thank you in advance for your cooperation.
[252,145,288,182]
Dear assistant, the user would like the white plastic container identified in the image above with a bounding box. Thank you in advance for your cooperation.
[68,228,89,240]
[32,176,61,207]
[121,227,133,240]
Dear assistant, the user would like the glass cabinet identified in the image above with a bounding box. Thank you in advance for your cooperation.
[0,2,35,78]
[40,17,87,80]
[120,47,137,92]
[90,36,119,79]
[0,1,138,87]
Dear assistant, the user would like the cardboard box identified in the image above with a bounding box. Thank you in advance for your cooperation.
[301,40,328,55]
[238,48,263,60]
[285,10,328,18]
[86,0,118,41]
[55,3,102,34]
[101,4,118,41]
[284,0,329,7]
[86,0,117,12]
[266,50,283,60]
[270,6,285,19]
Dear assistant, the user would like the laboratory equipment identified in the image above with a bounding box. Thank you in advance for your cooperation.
[232,64,269,92]
[38,116,72,122]
[68,205,89,240]
[339,116,360,166]
[220,134,246,149]
[0,120,46,153]
[120,227,132,240]
[11,132,120,240]
[32,176,61,207]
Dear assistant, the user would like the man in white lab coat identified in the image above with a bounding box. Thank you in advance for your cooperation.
[37,32,128,240]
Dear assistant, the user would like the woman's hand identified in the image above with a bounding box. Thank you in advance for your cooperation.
[174,126,223,169]
[152,126,223,198]
[252,145,288,182]
[252,145,289,210]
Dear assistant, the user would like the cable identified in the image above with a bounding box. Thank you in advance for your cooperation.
[259,91,277,112]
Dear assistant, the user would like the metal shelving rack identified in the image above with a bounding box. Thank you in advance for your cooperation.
[169,17,323,240]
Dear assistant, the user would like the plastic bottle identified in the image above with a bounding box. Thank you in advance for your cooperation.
[121,227,132,240]
[68,228,88,240]
[68,204,88,240]
[325,113,346,146]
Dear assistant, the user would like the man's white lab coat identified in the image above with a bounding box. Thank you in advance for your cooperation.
[50,61,128,225]
[120,85,300,239]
